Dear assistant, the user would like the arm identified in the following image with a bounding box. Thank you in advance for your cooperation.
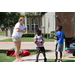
[64,36,65,39]
[54,36,58,40]
[42,39,44,43]
[54,32,58,40]
[16,28,23,32]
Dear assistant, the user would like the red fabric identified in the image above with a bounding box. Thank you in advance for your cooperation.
[22,49,30,56]
[6,49,30,57]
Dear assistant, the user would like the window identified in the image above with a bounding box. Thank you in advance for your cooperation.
[31,18,39,31]
[27,25,29,31]
[32,18,34,24]
[32,25,34,31]
[27,18,30,31]
[35,18,38,24]
[35,25,38,30]
[27,18,29,24]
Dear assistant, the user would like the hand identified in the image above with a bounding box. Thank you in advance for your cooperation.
[42,40,44,43]
[54,36,58,40]
[23,28,26,33]
[23,30,26,33]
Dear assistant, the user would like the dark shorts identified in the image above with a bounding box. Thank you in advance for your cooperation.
[36,47,45,53]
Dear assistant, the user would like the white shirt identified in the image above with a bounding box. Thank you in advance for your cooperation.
[12,22,25,37]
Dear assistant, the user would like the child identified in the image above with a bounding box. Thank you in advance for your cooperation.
[34,28,47,62]
[54,25,65,62]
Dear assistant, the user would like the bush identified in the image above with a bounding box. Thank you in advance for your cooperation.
[22,33,49,37]
[51,31,55,34]
[42,33,49,37]
[22,33,34,37]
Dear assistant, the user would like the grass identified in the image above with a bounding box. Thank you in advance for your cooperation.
[0,49,50,62]
[0,32,6,36]
[0,37,55,42]
[0,50,74,62]
[47,59,75,62]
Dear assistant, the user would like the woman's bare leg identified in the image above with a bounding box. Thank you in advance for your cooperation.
[14,41,21,60]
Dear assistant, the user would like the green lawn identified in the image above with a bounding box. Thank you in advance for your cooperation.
[0,50,74,62]
[0,37,55,42]
[0,32,6,36]
[0,49,51,62]
[47,59,75,62]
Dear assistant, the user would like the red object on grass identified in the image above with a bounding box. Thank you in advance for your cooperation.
[6,49,30,57]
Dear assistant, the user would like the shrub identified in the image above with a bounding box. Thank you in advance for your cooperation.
[22,33,49,37]
[50,31,55,34]
[22,33,34,37]
[42,33,49,37]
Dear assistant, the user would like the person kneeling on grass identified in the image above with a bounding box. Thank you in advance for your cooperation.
[54,25,65,62]
[34,28,47,62]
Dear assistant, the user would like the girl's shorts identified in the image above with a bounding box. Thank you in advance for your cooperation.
[12,36,21,42]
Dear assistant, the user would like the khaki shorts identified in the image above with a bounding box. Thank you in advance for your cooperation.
[55,44,63,52]
[12,36,21,42]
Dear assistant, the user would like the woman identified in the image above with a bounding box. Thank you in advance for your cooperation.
[12,17,26,61]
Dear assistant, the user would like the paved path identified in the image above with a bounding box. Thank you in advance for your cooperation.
[13,50,75,62]
[0,36,10,40]
[0,42,55,50]
[13,51,55,62]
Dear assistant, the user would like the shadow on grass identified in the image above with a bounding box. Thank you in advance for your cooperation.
[0,50,8,53]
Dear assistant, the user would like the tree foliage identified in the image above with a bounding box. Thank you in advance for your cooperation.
[4,12,20,28]
[0,12,7,25]
[25,12,47,19]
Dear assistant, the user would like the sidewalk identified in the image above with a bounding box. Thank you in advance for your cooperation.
[0,42,55,50]
[0,36,10,40]
[13,51,55,62]
[13,50,75,62]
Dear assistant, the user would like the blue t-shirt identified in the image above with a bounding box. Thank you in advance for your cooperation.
[56,31,65,44]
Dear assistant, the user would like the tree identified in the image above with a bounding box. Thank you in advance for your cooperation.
[4,12,20,28]
[0,12,7,25]
[25,12,46,17]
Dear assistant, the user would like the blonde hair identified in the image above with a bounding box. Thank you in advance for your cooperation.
[18,17,24,22]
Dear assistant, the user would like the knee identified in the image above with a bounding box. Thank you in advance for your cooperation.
[18,46,20,49]
[37,53,40,55]
[55,52,58,54]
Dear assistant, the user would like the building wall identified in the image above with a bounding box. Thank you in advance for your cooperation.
[44,12,55,33]
[55,12,74,38]
[20,12,55,33]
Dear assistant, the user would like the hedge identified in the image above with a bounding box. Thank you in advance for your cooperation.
[51,31,55,34]
[22,33,34,37]
[22,33,49,37]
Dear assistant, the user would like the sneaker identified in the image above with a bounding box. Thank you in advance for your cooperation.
[55,59,59,62]
[59,60,62,62]
[35,60,38,62]
[44,58,47,62]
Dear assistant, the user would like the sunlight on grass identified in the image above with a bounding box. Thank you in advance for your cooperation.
[0,37,55,42]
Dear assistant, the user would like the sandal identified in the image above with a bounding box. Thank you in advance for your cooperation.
[15,58,23,62]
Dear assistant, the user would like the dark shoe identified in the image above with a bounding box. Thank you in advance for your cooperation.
[35,60,38,62]
[44,58,47,62]
[59,60,62,62]
[55,59,59,62]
